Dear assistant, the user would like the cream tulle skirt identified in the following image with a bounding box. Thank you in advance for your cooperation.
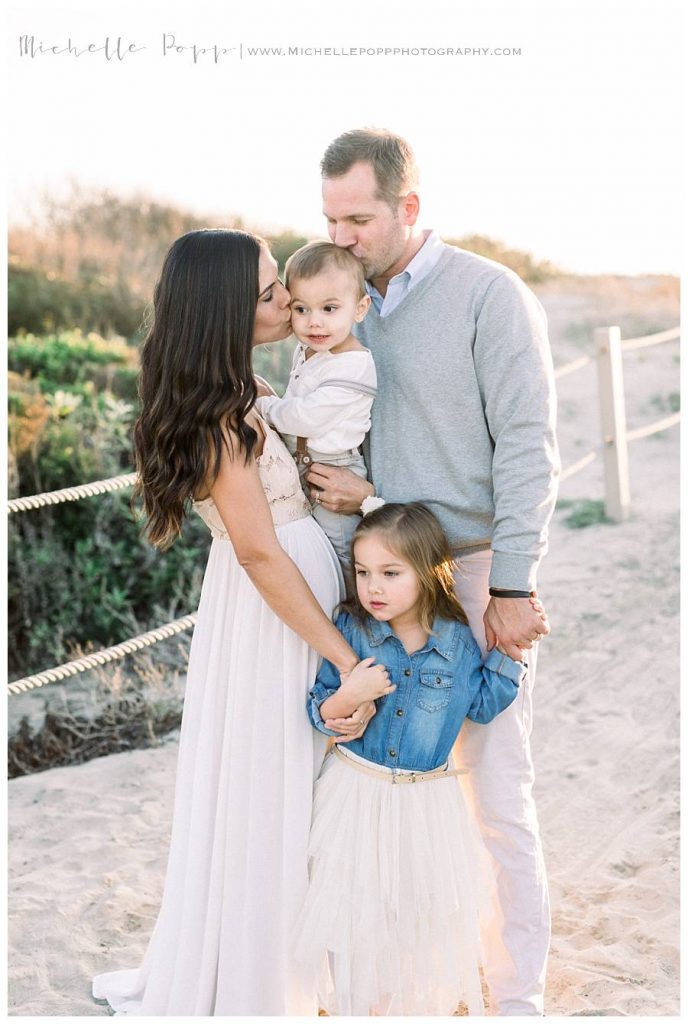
[293,746,490,1016]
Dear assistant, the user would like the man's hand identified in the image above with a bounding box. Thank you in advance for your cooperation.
[305,464,374,515]
[484,596,550,661]
[325,700,377,743]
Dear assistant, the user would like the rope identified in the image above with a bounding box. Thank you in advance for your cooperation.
[554,356,592,379]
[7,614,198,695]
[560,451,598,481]
[7,472,138,514]
[557,408,680,483]
[553,325,678,380]
[626,411,680,443]
[621,326,680,351]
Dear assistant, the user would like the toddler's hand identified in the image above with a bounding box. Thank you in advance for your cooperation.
[341,657,395,704]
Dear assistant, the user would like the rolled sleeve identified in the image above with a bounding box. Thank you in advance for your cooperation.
[466,643,524,724]
[483,646,527,685]
[307,677,340,736]
[307,649,346,736]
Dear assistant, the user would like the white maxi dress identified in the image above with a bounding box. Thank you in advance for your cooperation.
[93,415,343,1015]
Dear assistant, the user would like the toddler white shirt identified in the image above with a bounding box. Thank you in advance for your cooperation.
[255,343,377,455]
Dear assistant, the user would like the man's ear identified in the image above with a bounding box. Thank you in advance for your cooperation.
[355,294,372,322]
[401,191,420,226]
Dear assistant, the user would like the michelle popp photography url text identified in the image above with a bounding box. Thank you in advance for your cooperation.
[18,34,522,64]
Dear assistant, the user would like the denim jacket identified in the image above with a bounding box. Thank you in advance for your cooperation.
[308,610,526,773]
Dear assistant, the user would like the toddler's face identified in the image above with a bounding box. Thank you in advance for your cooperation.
[288,267,369,355]
[353,533,422,629]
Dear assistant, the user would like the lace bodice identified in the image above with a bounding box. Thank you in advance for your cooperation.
[193,415,311,538]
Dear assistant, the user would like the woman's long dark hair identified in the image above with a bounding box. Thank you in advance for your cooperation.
[133,229,262,548]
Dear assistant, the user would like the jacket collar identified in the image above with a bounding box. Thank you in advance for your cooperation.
[363,615,460,661]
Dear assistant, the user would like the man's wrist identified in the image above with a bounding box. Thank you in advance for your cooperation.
[489,587,533,599]
[489,550,539,592]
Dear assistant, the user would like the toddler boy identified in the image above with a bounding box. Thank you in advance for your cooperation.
[256,241,376,588]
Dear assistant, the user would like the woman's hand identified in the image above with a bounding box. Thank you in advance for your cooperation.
[340,657,395,704]
[254,374,278,398]
[325,700,377,743]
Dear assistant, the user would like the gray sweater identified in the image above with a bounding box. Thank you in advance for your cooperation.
[355,244,560,591]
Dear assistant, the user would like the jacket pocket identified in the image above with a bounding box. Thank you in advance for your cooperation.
[416,670,454,713]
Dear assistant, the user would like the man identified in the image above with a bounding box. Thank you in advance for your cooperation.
[306,128,559,1016]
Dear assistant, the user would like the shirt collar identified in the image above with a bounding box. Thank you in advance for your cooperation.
[402,228,444,284]
[365,228,442,298]
[363,613,460,661]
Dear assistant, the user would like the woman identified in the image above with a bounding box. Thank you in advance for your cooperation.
[92,230,381,1015]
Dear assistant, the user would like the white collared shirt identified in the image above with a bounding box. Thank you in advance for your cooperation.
[366,229,445,317]
[255,342,377,455]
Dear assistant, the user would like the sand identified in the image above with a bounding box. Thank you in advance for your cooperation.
[7,277,680,1016]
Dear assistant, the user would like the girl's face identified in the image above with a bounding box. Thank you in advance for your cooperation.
[252,246,293,346]
[354,533,422,629]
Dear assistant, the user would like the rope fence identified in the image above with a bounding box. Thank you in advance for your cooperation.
[7,615,198,696]
[7,323,679,695]
[554,355,592,380]
[621,326,680,351]
[569,324,679,519]
[7,472,138,514]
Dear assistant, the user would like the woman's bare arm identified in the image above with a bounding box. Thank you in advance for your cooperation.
[208,429,359,674]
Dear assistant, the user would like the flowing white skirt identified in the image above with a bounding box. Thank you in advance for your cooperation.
[93,516,342,1015]
[293,747,490,1016]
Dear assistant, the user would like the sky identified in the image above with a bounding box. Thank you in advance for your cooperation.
[6,0,684,275]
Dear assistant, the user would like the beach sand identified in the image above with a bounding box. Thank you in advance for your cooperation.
[8,278,680,1015]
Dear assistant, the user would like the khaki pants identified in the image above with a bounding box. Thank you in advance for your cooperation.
[453,549,550,1016]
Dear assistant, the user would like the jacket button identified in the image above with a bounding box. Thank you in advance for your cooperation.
[404,669,412,677]
[436,677,442,685]
[396,709,404,717]
[389,748,397,757]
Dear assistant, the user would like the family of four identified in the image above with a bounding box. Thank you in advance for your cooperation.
[92,128,559,1017]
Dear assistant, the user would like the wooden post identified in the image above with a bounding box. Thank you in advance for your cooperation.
[595,326,630,521]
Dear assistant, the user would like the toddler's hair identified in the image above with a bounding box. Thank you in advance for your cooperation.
[285,241,366,300]
[344,502,468,632]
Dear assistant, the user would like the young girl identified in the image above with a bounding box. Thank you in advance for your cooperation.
[294,501,529,1016]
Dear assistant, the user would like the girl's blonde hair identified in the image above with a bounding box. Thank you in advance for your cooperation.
[343,502,468,632]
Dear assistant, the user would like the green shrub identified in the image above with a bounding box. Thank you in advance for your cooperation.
[8,330,210,679]
[562,499,612,529]
[8,263,146,338]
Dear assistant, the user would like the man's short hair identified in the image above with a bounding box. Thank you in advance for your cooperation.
[320,128,419,209]
[285,241,366,299]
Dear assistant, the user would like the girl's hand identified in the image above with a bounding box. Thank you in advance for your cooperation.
[529,591,548,624]
[325,700,377,743]
[340,657,395,704]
